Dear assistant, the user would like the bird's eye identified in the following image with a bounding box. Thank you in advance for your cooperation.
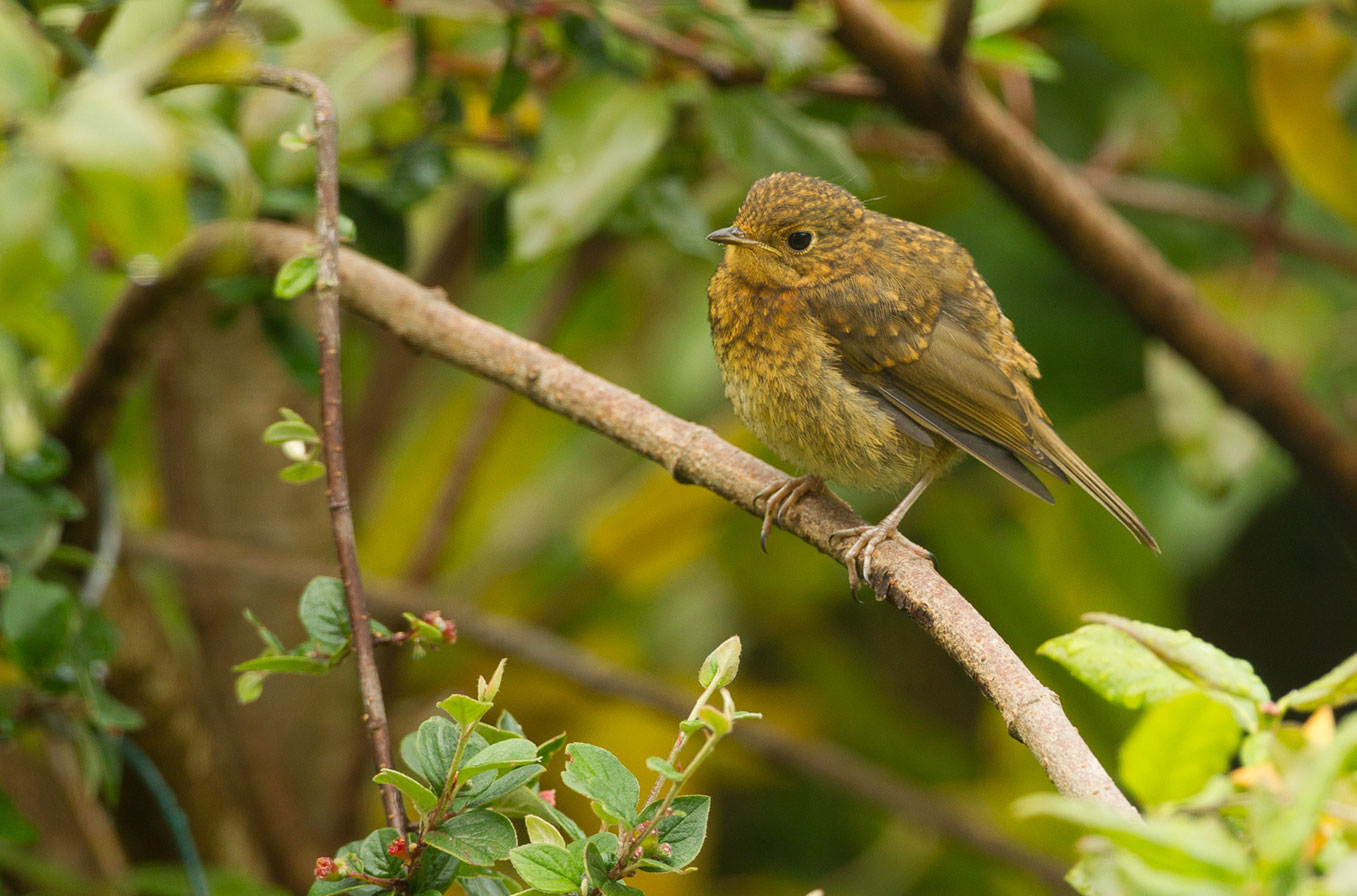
[786,231,814,251]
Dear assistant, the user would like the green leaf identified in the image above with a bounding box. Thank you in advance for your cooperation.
[535,732,566,766]
[641,794,709,869]
[262,419,318,445]
[7,436,69,484]
[509,75,673,261]
[582,836,613,890]
[525,814,566,848]
[600,882,644,896]
[299,577,350,649]
[1279,650,1357,713]
[460,738,539,778]
[703,87,870,187]
[274,254,318,299]
[698,635,741,689]
[232,655,329,675]
[235,670,266,704]
[425,809,517,866]
[478,658,508,702]
[0,571,71,670]
[1118,692,1241,806]
[490,59,530,117]
[357,827,404,878]
[560,743,640,826]
[439,694,495,728]
[696,706,731,737]
[0,475,51,557]
[645,757,684,782]
[279,459,325,483]
[415,716,462,787]
[1085,614,1270,704]
[373,769,438,814]
[1014,794,1248,882]
[86,688,144,732]
[455,764,543,811]
[508,842,583,893]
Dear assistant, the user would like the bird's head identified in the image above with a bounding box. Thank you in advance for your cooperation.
[708,172,867,288]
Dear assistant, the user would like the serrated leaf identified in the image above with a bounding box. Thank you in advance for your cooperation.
[439,694,494,727]
[274,254,318,299]
[299,577,350,649]
[525,814,566,848]
[374,769,438,814]
[561,744,639,826]
[425,809,516,866]
[1279,650,1357,713]
[1118,692,1241,806]
[460,738,539,778]
[508,842,582,893]
[1014,794,1249,882]
[509,75,673,261]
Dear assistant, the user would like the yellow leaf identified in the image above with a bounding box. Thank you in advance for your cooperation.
[1249,9,1357,227]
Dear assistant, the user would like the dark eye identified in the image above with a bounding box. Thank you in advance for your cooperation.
[786,231,813,251]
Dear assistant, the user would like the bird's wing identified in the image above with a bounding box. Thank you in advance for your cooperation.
[810,262,1066,503]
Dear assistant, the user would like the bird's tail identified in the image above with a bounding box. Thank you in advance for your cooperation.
[1036,423,1159,552]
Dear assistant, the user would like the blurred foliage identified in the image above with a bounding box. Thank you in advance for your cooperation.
[0,0,1354,893]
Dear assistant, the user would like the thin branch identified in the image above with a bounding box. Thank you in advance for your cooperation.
[140,65,408,833]
[936,0,975,72]
[404,236,612,583]
[60,219,1134,814]
[1083,168,1357,279]
[833,0,1357,545]
[126,528,1076,893]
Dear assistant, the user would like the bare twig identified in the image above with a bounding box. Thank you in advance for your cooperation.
[126,528,1076,893]
[833,0,1357,544]
[59,219,1132,814]
[936,0,975,72]
[404,236,612,582]
[1083,168,1357,279]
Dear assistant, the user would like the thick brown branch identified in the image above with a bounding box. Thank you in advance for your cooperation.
[126,528,1075,893]
[60,219,1133,814]
[833,0,1357,544]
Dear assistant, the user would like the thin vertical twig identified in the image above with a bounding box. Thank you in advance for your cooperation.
[936,0,975,72]
[239,65,407,834]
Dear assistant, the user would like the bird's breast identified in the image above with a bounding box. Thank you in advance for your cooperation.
[707,269,931,489]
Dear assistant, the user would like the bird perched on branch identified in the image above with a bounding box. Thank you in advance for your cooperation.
[706,172,1158,590]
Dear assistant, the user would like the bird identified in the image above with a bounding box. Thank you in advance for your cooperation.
[706,171,1158,591]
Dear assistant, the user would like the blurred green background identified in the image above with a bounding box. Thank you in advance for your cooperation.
[1,0,1356,893]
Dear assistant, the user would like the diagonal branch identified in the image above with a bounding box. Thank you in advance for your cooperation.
[833,0,1357,545]
[58,219,1136,816]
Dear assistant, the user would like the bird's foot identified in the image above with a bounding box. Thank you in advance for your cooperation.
[756,475,825,551]
[831,524,934,592]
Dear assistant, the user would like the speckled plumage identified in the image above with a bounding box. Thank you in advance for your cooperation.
[707,172,1157,570]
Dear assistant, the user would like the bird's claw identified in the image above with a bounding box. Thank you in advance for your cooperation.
[831,524,934,594]
[756,475,823,551]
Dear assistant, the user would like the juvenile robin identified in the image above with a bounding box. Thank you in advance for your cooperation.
[707,172,1158,590]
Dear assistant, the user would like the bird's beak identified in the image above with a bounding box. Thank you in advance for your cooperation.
[707,225,762,248]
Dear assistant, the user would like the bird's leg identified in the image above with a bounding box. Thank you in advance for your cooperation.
[756,474,825,551]
[833,467,940,591]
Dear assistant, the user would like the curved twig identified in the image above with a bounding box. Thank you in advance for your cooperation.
[833,0,1357,544]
